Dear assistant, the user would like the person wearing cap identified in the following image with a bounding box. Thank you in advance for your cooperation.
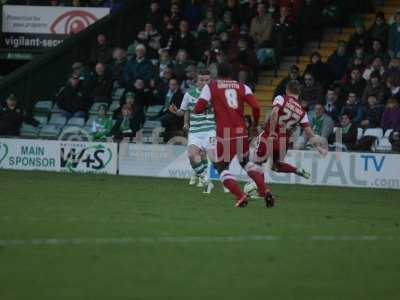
[91,104,113,141]
[0,94,39,136]
[123,44,155,86]
[327,40,350,81]
[389,11,400,58]
[274,64,303,97]
[56,74,88,119]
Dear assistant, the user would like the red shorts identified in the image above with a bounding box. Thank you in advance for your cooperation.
[255,132,289,163]
[214,136,249,163]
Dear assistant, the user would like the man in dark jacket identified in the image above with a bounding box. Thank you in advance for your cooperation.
[172,20,196,57]
[56,75,88,119]
[123,44,155,86]
[0,94,39,136]
[89,33,113,66]
[361,95,385,128]
[301,72,324,110]
[327,40,350,81]
[274,64,303,97]
[339,113,358,150]
[86,63,113,103]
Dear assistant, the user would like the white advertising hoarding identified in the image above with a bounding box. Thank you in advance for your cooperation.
[119,144,400,190]
[0,139,117,174]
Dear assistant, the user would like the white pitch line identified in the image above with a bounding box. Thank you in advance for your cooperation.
[0,235,399,247]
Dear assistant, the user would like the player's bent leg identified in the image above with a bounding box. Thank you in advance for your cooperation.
[188,144,207,186]
[273,161,310,179]
[216,162,248,208]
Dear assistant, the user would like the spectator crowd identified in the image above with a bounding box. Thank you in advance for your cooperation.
[1,0,400,152]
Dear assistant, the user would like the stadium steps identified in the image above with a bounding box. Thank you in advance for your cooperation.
[251,0,400,121]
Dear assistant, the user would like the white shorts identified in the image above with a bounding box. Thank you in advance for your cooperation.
[188,131,216,151]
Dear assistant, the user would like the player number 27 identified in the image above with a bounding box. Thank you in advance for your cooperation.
[225,89,238,109]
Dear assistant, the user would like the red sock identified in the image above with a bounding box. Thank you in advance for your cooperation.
[275,162,298,174]
[245,162,268,196]
[220,171,245,200]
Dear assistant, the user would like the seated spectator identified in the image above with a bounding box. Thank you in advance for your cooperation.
[327,40,350,81]
[154,78,183,138]
[274,64,303,97]
[384,75,400,103]
[324,86,342,123]
[136,22,162,59]
[86,63,113,103]
[89,33,113,66]
[321,0,346,27]
[361,95,385,128]
[124,44,155,86]
[71,61,90,83]
[147,1,162,31]
[384,58,400,81]
[180,65,197,93]
[168,3,183,28]
[91,104,112,141]
[0,94,39,136]
[109,48,127,88]
[112,104,141,141]
[304,52,332,88]
[307,103,334,141]
[56,75,88,119]
[365,39,390,65]
[183,0,204,30]
[339,114,358,150]
[340,91,364,125]
[381,97,400,131]
[388,11,400,58]
[362,71,385,104]
[126,78,149,114]
[196,21,218,57]
[222,0,241,26]
[113,92,134,119]
[250,3,273,49]
[240,0,258,27]
[367,12,389,48]
[342,67,366,97]
[362,56,385,81]
[229,38,257,75]
[172,20,196,56]
[301,72,324,110]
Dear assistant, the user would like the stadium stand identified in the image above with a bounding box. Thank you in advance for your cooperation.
[0,0,400,152]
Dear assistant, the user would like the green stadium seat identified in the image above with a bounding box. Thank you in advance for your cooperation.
[39,125,61,140]
[86,116,96,126]
[67,117,85,127]
[112,88,125,101]
[20,123,40,139]
[34,115,48,126]
[34,100,53,117]
[145,105,163,117]
[51,103,63,113]
[48,114,67,126]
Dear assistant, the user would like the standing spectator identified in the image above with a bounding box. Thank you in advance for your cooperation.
[147,1,163,31]
[271,6,296,59]
[361,95,385,128]
[348,20,368,53]
[307,103,334,141]
[172,20,196,57]
[56,75,88,119]
[124,44,155,86]
[367,12,389,48]
[229,38,258,75]
[274,64,303,97]
[381,97,400,131]
[0,94,39,136]
[339,114,358,150]
[301,72,324,110]
[327,40,350,81]
[324,86,342,123]
[384,75,400,103]
[91,104,113,141]
[157,49,174,78]
[136,22,162,59]
[388,11,400,58]
[86,63,113,103]
[304,51,332,88]
[362,71,385,104]
[109,47,127,88]
[89,33,113,66]
[340,91,364,125]
[250,3,273,48]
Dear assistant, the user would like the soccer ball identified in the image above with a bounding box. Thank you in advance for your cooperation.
[244,181,258,198]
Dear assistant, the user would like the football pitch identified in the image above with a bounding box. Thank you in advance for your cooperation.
[0,170,400,299]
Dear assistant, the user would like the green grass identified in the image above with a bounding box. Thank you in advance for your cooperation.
[0,170,400,300]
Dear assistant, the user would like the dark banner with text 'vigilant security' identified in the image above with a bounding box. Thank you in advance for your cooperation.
[1,5,109,50]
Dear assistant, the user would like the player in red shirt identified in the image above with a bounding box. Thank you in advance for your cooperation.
[193,63,274,208]
[254,81,327,177]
